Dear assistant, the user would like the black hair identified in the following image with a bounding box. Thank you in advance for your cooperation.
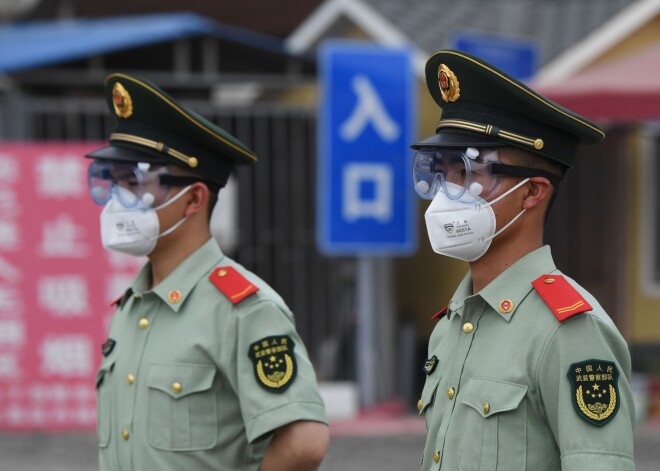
[499,146,567,217]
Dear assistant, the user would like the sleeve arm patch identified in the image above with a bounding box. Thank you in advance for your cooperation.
[532,275,592,322]
[248,335,297,393]
[567,359,620,426]
[209,266,259,304]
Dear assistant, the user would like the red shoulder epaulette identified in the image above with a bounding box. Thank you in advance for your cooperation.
[110,295,123,308]
[110,288,131,308]
[431,306,448,321]
[209,266,259,304]
[532,275,592,322]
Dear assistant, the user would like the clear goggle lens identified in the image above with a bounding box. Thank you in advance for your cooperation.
[88,161,170,208]
[412,148,502,201]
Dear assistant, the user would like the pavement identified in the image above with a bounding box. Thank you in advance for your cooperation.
[1,414,658,471]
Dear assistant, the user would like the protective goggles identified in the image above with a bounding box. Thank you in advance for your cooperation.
[413,147,560,201]
[88,160,206,208]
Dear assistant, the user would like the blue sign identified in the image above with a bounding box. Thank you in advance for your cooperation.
[453,33,538,80]
[317,42,416,255]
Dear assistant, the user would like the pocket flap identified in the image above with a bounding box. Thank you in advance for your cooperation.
[419,378,440,415]
[95,359,116,389]
[147,363,216,399]
[460,378,527,418]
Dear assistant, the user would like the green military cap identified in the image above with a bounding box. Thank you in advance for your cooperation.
[86,72,257,188]
[412,50,605,169]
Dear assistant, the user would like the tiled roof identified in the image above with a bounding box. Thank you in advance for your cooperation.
[360,0,634,65]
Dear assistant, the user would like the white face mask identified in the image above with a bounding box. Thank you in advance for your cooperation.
[100,186,192,257]
[424,179,530,262]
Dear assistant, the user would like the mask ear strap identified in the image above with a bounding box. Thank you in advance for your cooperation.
[153,185,192,211]
[157,215,188,240]
[483,208,526,243]
[484,178,530,208]
[481,177,530,243]
[150,185,193,242]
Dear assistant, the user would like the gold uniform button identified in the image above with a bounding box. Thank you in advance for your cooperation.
[447,388,455,400]
[139,318,149,329]
[463,322,474,334]
[127,374,135,385]
[432,451,440,464]
[121,430,130,440]
[133,292,141,299]
[417,399,423,411]
[483,402,490,414]
[172,382,182,394]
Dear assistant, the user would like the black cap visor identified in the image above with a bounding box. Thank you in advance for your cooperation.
[85,144,167,164]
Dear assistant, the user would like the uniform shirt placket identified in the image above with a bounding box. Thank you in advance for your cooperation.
[434,297,485,469]
[116,291,159,471]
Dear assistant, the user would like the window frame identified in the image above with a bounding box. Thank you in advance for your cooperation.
[641,124,660,297]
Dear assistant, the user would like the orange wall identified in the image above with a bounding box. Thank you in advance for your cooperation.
[590,16,660,66]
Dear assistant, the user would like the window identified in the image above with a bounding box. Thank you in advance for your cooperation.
[642,126,660,296]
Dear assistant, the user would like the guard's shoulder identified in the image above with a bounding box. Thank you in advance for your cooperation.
[110,288,133,309]
[431,306,448,321]
[531,274,593,322]
[209,266,259,304]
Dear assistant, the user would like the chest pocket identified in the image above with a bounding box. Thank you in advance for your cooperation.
[459,378,528,471]
[147,363,218,451]
[95,358,116,448]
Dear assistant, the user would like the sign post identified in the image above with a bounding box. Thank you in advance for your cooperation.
[318,42,416,406]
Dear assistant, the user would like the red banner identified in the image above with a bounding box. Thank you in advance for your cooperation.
[0,142,142,431]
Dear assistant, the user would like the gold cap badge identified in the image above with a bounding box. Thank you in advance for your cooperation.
[438,64,460,103]
[112,82,133,119]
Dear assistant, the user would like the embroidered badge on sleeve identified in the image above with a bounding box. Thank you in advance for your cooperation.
[101,338,116,357]
[567,359,620,426]
[248,335,297,393]
[423,355,439,375]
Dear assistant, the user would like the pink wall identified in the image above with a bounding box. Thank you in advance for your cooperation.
[0,142,141,431]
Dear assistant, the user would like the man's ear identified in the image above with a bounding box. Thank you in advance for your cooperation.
[183,183,209,217]
[522,177,554,210]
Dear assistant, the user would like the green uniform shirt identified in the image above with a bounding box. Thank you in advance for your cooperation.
[96,239,327,471]
[420,246,635,471]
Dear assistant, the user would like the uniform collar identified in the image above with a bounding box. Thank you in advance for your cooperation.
[132,238,225,312]
[447,272,475,319]
[448,245,557,322]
